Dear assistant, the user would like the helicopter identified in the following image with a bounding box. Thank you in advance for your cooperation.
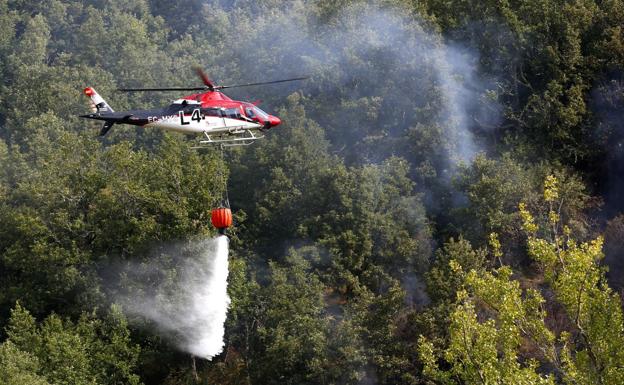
[79,68,307,146]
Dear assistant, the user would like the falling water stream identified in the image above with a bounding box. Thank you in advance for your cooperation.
[123,236,231,360]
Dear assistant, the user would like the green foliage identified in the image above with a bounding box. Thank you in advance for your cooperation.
[0,341,50,385]
[419,265,555,384]
[231,98,431,292]
[422,0,624,163]
[454,154,537,242]
[426,237,486,305]
[347,279,418,385]
[3,303,140,385]
[421,177,624,385]
[454,154,594,268]
[0,1,621,384]
[0,131,224,319]
[252,251,329,384]
[521,184,624,384]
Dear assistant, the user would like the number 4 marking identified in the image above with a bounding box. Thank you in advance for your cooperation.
[192,109,201,123]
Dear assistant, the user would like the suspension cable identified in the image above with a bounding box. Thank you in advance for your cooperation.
[219,144,230,208]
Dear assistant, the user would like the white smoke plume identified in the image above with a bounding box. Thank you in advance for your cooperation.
[209,2,500,169]
[119,236,231,360]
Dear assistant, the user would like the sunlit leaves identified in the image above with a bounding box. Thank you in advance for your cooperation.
[525,225,624,384]
[3,303,140,385]
[423,176,624,385]
[420,264,555,385]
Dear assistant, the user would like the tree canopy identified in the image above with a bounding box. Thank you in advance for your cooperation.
[0,0,622,384]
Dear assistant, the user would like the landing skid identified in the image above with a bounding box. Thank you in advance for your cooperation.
[191,127,265,148]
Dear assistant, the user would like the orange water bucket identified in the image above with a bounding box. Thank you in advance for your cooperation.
[211,207,232,232]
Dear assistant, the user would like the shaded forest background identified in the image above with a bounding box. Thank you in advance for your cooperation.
[0,0,624,384]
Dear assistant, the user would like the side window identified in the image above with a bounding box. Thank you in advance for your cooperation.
[165,104,184,114]
[225,108,242,119]
[202,108,224,117]
[183,106,199,114]
[245,107,256,118]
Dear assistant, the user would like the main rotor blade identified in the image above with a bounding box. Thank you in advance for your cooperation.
[216,76,309,90]
[117,87,208,92]
[194,67,215,89]
[116,75,309,92]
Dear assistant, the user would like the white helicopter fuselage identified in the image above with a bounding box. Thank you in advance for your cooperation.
[143,109,262,135]
[81,88,269,145]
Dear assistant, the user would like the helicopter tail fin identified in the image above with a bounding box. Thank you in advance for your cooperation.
[83,87,114,113]
[99,121,115,136]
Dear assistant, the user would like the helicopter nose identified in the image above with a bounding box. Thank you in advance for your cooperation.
[269,116,281,127]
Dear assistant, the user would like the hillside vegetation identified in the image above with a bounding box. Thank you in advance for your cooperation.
[0,0,623,384]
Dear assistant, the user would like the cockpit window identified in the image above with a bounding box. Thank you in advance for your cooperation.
[252,106,270,119]
[245,107,256,118]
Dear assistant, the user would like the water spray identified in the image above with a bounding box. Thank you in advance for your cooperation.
[120,236,231,360]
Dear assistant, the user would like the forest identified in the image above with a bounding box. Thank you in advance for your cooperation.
[0,0,623,384]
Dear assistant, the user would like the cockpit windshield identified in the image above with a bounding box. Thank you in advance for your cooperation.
[252,106,270,119]
[245,107,256,118]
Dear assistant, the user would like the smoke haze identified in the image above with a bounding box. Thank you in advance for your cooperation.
[213,3,500,169]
